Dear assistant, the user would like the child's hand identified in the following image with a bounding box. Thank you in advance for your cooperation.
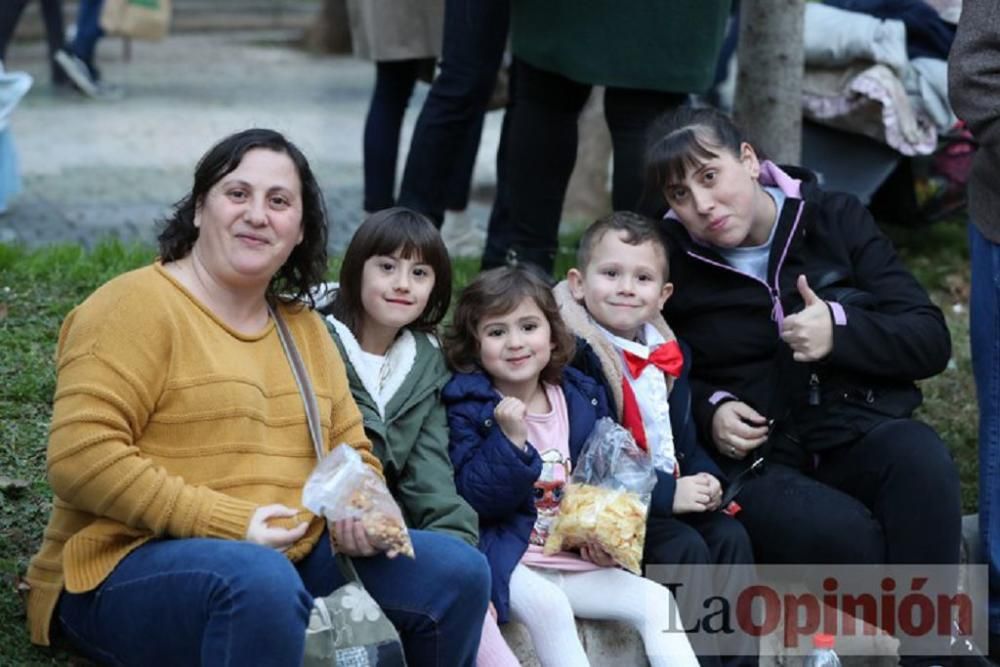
[580,542,618,568]
[494,397,528,449]
[673,475,714,514]
[698,473,723,511]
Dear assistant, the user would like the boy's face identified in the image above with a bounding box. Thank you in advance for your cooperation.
[567,230,673,341]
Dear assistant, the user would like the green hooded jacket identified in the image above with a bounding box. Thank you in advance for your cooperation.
[326,317,478,547]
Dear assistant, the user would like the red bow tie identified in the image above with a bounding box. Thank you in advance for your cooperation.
[623,340,684,379]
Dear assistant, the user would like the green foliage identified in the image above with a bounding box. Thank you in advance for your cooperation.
[0,240,155,664]
[0,220,978,662]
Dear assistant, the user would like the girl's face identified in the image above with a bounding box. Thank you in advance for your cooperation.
[476,297,555,397]
[359,247,436,338]
[663,140,775,249]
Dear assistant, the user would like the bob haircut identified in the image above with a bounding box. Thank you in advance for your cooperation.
[328,207,452,337]
[576,211,671,281]
[445,266,575,386]
[157,128,328,306]
[640,106,750,216]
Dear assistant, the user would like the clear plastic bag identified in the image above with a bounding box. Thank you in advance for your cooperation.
[303,444,415,558]
[544,418,656,573]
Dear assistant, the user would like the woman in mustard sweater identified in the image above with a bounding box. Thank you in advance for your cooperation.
[23,128,490,666]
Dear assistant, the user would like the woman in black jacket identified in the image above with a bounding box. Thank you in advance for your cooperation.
[641,107,960,624]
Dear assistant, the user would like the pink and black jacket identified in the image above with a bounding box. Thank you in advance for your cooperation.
[659,162,951,469]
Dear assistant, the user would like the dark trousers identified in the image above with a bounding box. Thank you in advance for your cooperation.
[364,58,482,214]
[736,419,960,565]
[0,0,66,82]
[491,58,685,274]
[397,0,508,225]
[735,418,961,667]
[644,511,756,667]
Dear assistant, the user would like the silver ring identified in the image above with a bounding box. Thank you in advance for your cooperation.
[729,446,737,456]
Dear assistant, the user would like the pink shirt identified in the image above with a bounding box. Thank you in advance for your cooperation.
[519,383,599,572]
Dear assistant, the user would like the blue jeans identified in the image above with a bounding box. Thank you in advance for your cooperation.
[56,530,490,666]
[70,0,104,78]
[398,0,509,225]
[970,222,1000,635]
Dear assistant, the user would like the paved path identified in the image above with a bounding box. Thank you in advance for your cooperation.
[2,29,502,256]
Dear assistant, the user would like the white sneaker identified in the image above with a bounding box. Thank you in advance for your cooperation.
[54,50,98,98]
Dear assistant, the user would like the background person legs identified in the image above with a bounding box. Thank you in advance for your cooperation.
[68,0,103,81]
[0,0,68,85]
[362,58,427,213]
[398,0,509,226]
[502,58,590,274]
[602,86,686,214]
[969,221,1000,648]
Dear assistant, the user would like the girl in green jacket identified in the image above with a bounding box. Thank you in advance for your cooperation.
[320,208,520,665]
[321,206,478,546]
[321,209,522,664]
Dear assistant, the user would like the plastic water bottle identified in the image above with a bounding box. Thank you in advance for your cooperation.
[805,634,842,667]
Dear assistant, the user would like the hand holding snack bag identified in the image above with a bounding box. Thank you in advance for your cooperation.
[303,444,415,558]
[544,418,656,573]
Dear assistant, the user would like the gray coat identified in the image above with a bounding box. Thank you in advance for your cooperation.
[949,0,1000,242]
[346,0,444,62]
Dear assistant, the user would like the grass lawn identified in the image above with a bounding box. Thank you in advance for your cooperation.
[0,216,976,664]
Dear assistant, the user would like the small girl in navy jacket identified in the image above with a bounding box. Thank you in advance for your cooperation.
[443,266,697,667]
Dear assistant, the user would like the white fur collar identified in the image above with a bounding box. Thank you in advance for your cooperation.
[327,316,416,419]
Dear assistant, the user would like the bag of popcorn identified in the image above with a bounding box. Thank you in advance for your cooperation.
[303,444,415,558]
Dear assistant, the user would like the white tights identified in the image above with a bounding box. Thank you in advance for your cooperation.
[507,564,699,667]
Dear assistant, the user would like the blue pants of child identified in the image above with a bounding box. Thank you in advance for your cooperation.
[56,529,491,666]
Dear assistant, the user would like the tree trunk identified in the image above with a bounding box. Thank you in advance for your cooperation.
[733,0,805,165]
[304,0,353,54]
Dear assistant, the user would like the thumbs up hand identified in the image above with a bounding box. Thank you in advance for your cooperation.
[780,275,833,362]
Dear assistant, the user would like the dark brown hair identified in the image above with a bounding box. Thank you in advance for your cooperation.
[445,266,575,385]
[576,211,671,281]
[640,106,750,217]
[328,207,452,337]
[158,128,328,306]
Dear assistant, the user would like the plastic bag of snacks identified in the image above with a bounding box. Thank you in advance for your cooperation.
[544,418,656,573]
[303,444,415,558]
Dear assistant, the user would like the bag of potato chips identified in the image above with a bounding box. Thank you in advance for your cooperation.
[303,444,415,558]
[544,418,656,573]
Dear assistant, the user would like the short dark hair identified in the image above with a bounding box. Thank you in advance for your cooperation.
[575,211,671,281]
[640,106,749,216]
[444,266,575,385]
[157,128,328,306]
[328,207,452,337]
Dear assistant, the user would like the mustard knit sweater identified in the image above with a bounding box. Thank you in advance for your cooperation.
[25,263,381,646]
